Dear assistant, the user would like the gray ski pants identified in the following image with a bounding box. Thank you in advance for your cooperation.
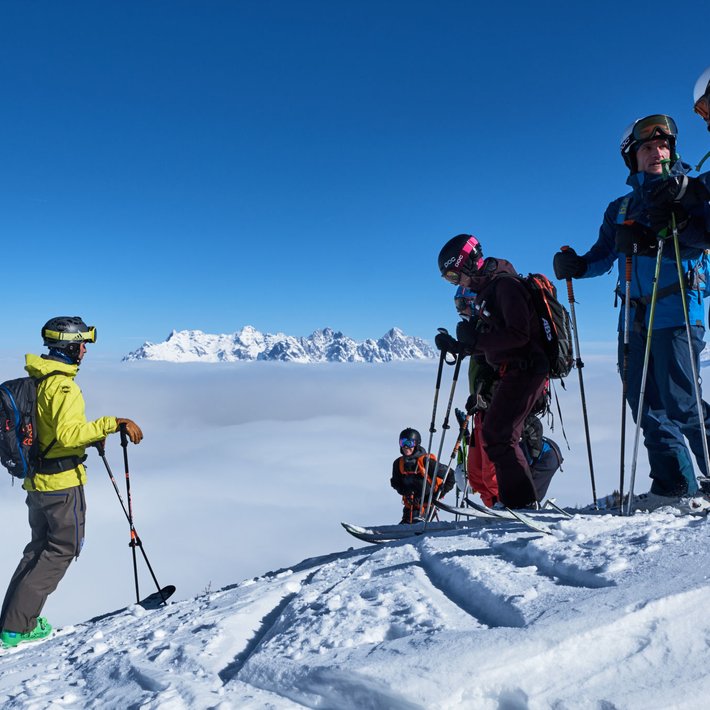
[0,486,86,634]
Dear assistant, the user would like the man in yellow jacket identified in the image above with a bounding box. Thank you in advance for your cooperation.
[0,316,143,648]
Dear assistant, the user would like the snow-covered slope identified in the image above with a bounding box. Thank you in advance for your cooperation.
[3,509,710,708]
[123,326,436,363]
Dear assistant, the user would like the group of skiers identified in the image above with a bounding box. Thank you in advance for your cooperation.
[3,68,710,652]
[391,66,710,522]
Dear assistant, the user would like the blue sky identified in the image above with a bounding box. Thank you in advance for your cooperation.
[2,0,710,357]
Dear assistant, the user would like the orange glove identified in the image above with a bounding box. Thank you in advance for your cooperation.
[116,418,144,444]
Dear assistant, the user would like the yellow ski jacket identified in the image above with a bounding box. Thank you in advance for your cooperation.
[23,353,119,492]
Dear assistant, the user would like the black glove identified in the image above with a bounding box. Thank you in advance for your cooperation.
[456,320,477,352]
[645,175,709,234]
[553,248,587,280]
[615,221,659,256]
[435,331,460,354]
[646,175,709,210]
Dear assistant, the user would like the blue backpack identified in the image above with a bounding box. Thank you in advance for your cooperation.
[0,372,65,479]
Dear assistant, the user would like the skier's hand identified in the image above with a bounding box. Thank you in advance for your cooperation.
[646,174,689,208]
[435,331,460,354]
[646,175,709,210]
[553,248,587,280]
[456,320,477,353]
[615,221,659,256]
[465,393,478,414]
[116,418,144,444]
[644,175,708,234]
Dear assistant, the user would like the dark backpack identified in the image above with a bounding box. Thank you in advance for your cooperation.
[0,372,65,479]
[519,273,574,379]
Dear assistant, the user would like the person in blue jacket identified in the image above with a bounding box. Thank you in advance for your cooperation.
[553,115,710,507]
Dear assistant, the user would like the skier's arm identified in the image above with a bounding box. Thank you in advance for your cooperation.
[579,204,619,278]
[390,459,405,494]
[49,383,118,449]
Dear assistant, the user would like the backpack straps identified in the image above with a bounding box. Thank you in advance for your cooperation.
[32,370,69,464]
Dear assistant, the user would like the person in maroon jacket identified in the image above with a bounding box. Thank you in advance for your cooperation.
[437,234,550,508]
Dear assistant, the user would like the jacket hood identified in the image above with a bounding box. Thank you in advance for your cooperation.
[24,353,78,379]
[466,257,518,292]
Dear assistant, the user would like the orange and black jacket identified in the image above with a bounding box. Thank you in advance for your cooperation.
[390,445,454,499]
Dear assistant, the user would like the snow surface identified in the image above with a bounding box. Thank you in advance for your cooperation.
[2,509,710,708]
[1,352,710,707]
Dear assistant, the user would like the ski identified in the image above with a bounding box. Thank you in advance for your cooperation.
[542,498,574,518]
[434,499,501,519]
[435,499,553,535]
[88,585,176,623]
[504,507,552,535]
[138,585,176,610]
[341,518,488,544]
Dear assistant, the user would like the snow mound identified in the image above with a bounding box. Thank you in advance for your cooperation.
[3,510,710,708]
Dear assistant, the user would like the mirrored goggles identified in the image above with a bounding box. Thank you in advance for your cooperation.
[399,437,418,449]
[695,95,710,121]
[632,114,677,142]
[454,287,476,317]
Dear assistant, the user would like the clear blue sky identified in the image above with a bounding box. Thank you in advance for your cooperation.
[2,0,709,357]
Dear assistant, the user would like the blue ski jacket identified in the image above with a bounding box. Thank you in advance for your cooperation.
[579,164,710,332]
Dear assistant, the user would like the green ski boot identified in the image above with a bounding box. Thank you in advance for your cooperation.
[1,617,53,648]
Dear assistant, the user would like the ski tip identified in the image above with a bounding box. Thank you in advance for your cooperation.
[138,585,176,610]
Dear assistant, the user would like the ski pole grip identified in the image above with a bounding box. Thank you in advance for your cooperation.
[119,422,128,448]
[559,245,576,303]
[92,439,106,456]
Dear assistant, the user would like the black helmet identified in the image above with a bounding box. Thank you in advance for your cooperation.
[42,317,96,362]
[399,428,421,451]
[620,114,678,173]
[437,234,484,284]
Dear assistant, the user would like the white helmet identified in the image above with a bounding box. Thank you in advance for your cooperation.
[693,66,710,129]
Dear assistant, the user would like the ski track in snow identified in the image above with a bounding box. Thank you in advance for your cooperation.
[2,511,710,708]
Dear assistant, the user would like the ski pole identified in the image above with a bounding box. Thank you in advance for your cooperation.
[424,352,463,524]
[94,433,168,605]
[560,246,598,509]
[420,333,450,510]
[626,237,665,515]
[119,426,142,603]
[426,411,472,521]
[619,255,632,512]
[669,211,710,481]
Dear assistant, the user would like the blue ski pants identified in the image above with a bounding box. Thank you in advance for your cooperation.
[619,325,710,496]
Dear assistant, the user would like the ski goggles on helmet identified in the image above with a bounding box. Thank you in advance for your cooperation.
[399,437,418,449]
[624,115,678,150]
[442,238,484,284]
[43,326,97,344]
[695,94,710,121]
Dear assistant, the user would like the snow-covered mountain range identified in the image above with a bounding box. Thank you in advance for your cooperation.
[123,326,436,363]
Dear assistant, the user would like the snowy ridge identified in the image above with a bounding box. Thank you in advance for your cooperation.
[123,326,436,363]
[4,509,710,708]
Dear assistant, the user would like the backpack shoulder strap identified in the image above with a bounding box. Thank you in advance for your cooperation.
[31,371,69,461]
[616,195,632,225]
